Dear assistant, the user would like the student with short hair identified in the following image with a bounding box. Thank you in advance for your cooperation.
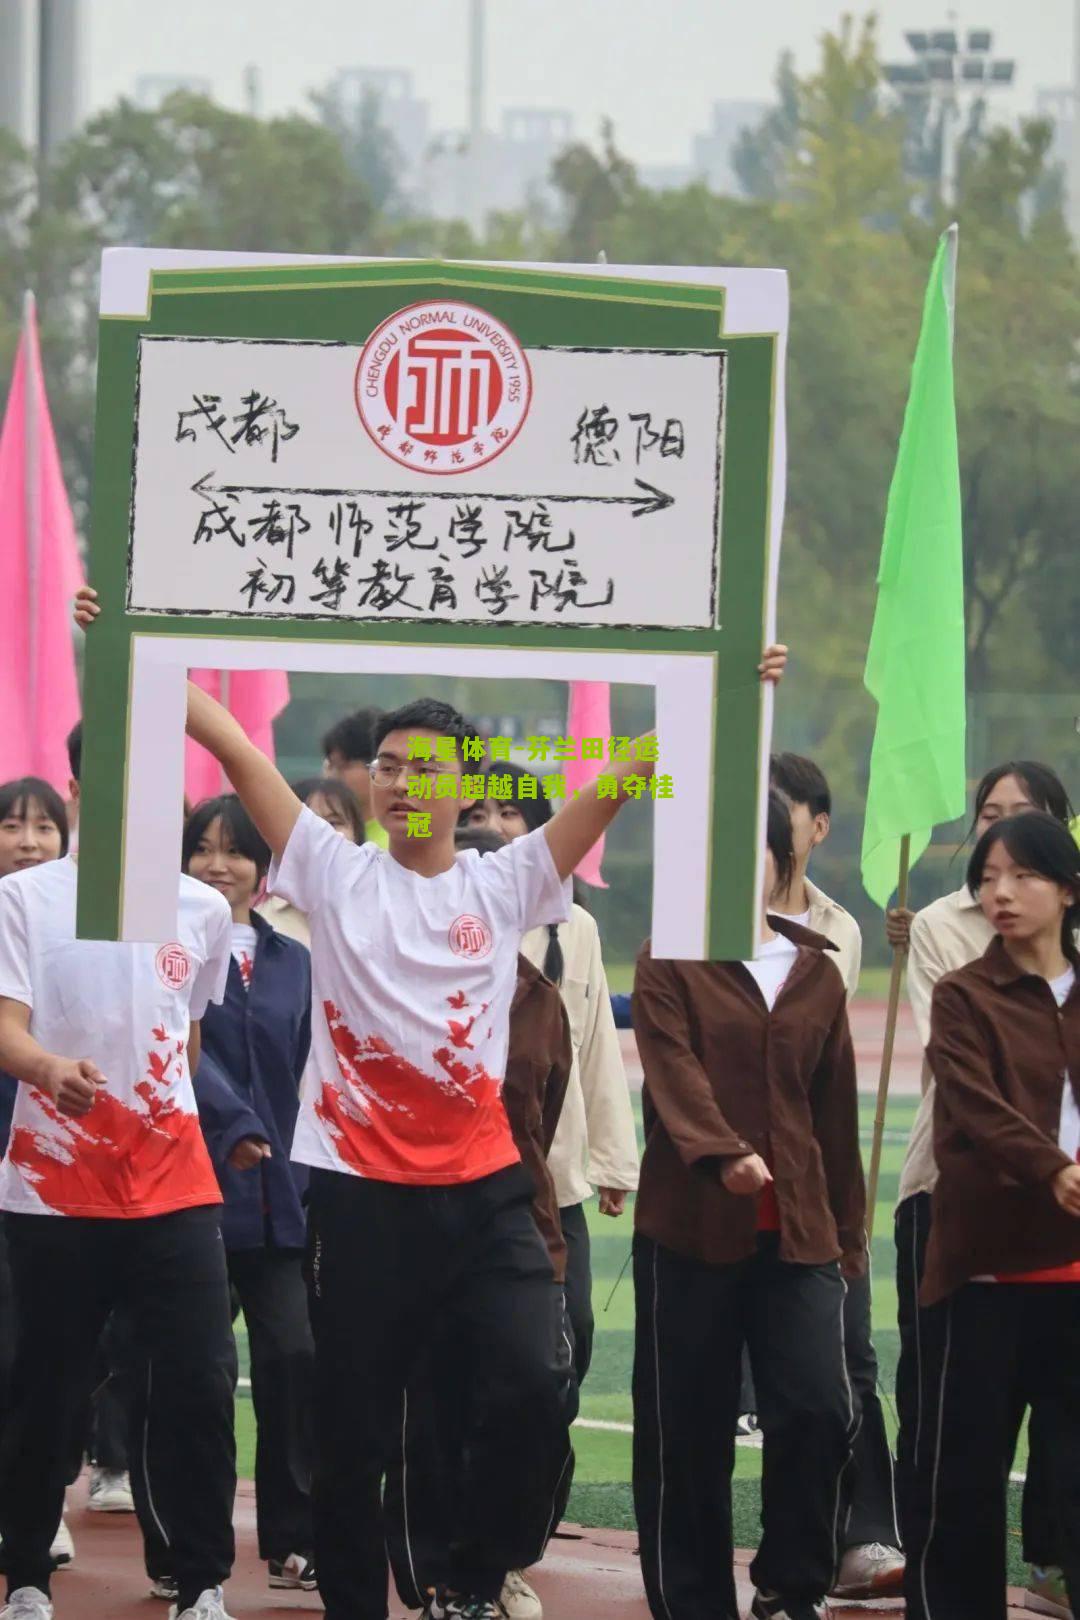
[321,707,387,848]
[0,726,242,1620]
[181,795,315,1596]
[767,752,902,1602]
[385,825,576,1620]
[893,761,1076,1620]
[632,791,864,1620]
[904,811,1080,1620]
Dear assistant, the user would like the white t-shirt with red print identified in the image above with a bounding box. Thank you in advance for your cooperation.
[269,808,571,1186]
[0,857,231,1218]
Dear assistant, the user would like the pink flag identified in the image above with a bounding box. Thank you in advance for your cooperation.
[185,668,290,806]
[564,680,611,888]
[0,295,85,791]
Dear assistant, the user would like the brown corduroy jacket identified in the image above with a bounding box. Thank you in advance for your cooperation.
[631,918,866,1274]
[501,955,573,1282]
[923,938,1080,1305]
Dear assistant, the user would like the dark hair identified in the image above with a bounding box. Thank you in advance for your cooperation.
[321,706,384,766]
[770,752,831,818]
[454,827,505,858]
[373,698,474,763]
[767,789,796,895]
[182,794,271,881]
[291,775,366,843]
[967,812,1080,953]
[0,777,69,855]
[970,761,1075,838]
[456,761,553,833]
[66,723,81,783]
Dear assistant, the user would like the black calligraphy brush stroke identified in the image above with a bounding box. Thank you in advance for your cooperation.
[712,354,727,630]
[125,340,146,612]
[140,334,349,350]
[123,604,710,634]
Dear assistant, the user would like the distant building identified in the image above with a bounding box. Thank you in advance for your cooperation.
[330,67,431,177]
[134,74,212,109]
[422,105,574,229]
[0,0,85,155]
[692,99,770,195]
[1036,85,1078,234]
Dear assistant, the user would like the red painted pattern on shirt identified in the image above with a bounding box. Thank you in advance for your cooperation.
[8,1030,220,1217]
[315,999,518,1183]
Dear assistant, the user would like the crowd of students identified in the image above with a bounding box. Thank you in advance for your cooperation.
[0,593,1074,1620]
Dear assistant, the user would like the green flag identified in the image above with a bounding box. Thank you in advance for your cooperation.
[861,226,967,908]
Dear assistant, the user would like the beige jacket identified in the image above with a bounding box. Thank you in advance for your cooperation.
[800,879,862,1003]
[897,885,993,1205]
[256,893,311,948]
[520,904,640,1208]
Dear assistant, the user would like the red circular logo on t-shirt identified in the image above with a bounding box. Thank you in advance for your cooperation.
[355,300,532,475]
[155,943,192,991]
[449,915,494,960]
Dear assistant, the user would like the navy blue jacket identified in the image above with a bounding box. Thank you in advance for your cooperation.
[195,912,312,1252]
[610,993,633,1030]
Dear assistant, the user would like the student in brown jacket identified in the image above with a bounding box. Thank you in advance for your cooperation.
[631,792,865,1620]
[385,829,575,1620]
[903,811,1080,1620]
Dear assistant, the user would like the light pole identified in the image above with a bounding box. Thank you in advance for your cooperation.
[883,24,1016,205]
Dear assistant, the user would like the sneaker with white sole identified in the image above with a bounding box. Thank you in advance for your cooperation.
[0,1590,53,1620]
[168,1587,235,1620]
[87,1468,135,1513]
[48,1515,74,1569]
[750,1591,825,1620]
[268,1554,317,1591]
[150,1576,179,1602]
[1024,1566,1073,1619]
[500,1569,541,1620]
[424,1593,507,1620]
[830,1541,905,1600]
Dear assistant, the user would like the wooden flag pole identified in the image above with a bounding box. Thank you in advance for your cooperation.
[866,834,911,1240]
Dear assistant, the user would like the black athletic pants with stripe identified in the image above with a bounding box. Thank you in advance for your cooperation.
[305,1165,574,1620]
[896,1191,1075,1618]
[632,1233,855,1620]
[0,1207,237,1611]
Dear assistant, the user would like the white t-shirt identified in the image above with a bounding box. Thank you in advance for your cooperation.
[231,923,258,989]
[742,934,799,1012]
[270,809,571,1185]
[0,857,231,1218]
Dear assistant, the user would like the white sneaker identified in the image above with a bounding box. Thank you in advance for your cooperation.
[48,1514,74,1568]
[87,1467,135,1513]
[830,1542,905,1600]
[168,1588,235,1620]
[501,1569,543,1620]
[0,1590,53,1620]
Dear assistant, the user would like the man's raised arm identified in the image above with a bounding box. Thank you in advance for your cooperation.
[185,682,302,862]
[543,642,788,883]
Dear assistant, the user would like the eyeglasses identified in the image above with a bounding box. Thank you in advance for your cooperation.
[368,758,455,787]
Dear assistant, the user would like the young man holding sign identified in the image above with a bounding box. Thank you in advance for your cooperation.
[77,585,785,1620]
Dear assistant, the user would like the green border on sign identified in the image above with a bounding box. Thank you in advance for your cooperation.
[80,260,777,958]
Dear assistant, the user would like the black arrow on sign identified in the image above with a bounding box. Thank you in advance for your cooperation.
[190,471,675,520]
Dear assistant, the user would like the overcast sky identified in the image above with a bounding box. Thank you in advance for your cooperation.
[86,0,1075,165]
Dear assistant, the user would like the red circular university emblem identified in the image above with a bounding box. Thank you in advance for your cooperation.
[355,300,532,475]
[449,915,494,960]
[155,942,192,991]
